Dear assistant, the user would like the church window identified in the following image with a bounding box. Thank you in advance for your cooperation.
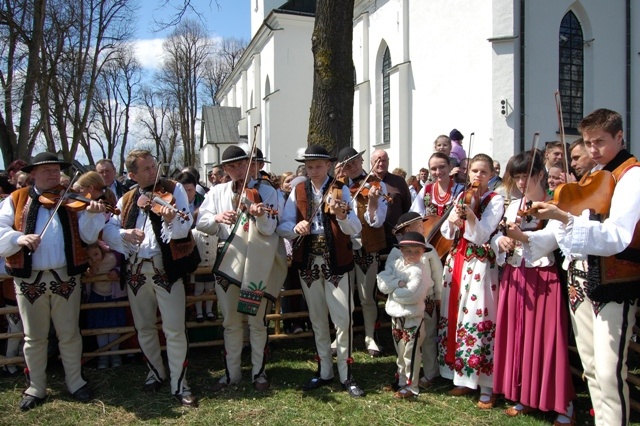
[382,47,391,144]
[559,11,584,131]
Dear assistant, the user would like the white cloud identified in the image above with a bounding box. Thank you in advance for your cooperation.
[133,38,166,70]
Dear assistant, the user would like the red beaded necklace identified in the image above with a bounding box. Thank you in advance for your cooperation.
[433,178,453,205]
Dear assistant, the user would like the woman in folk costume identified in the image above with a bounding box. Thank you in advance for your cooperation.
[491,150,575,424]
[197,145,284,392]
[410,152,464,218]
[437,153,504,408]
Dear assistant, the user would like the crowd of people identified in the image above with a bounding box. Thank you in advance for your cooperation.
[0,109,637,426]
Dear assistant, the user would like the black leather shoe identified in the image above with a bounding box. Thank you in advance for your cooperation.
[143,378,164,393]
[19,394,45,411]
[174,391,198,407]
[342,379,365,398]
[71,385,92,402]
[302,377,333,391]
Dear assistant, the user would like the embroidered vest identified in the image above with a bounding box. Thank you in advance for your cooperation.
[586,154,640,302]
[5,187,88,278]
[120,178,201,284]
[292,179,354,275]
[341,176,386,254]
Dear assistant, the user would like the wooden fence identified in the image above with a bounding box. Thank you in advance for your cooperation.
[0,271,381,365]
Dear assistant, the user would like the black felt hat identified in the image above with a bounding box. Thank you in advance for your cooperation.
[337,147,365,164]
[219,145,249,166]
[394,231,430,250]
[22,152,72,173]
[393,211,423,235]
[254,148,271,163]
[295,145,337,163]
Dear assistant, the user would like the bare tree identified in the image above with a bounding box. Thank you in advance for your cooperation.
[90,45,141,170]
[0,0,47,165]
[39,0,136,163]
[307,0,355,156]
[202,37,246,108]
[152,0,219,31]
[160,18,211,167]
[139,86,181,170]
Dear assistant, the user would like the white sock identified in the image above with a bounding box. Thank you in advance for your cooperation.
[479,386,492,402]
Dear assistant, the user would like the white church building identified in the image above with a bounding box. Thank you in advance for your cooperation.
[203,0,639,175]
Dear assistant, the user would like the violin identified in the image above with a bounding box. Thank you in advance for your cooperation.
[137,187,191,222]
[523,170,615,218]
[39,186,121,215]
[240,188,278,218]
[457,181,481,220]
[324,185,352,215]
[350,180,394,204]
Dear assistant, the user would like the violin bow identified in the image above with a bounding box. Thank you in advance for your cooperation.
[37,170,82,242]
[554,91,571,177]
[517,132,541,215]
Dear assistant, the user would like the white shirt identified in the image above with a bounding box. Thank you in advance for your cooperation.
[0,189,106,270]
[114,182,192,259]
[277,176,362,240]
[491,197,555,268]
[197,179,278,241]
[441,191,504,246]
[555,166,640,260]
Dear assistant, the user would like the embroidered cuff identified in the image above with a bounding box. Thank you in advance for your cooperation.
[556,213,575,261]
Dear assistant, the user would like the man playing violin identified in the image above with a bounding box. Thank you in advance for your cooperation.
[0,152,107,410]
[370,149,412,257]
[530,109,640,426]
[197,145,281,392]
[115,149,200,407]
[336,147,388,358]
[278,145,364,397]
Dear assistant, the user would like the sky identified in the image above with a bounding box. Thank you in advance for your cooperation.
[133,0,251,70]
[0,1,252,167]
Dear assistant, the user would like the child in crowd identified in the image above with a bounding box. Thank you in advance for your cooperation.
[84,241,127,369]
[390,212,443,388]
[377,232,432,398]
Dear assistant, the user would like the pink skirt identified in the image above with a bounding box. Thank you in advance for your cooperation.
[493,262,575,414]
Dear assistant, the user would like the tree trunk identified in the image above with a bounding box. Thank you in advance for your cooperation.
[307,0,354,157]
[17,0,47,161]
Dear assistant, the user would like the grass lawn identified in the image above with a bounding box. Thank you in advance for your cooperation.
[0,329,634,425]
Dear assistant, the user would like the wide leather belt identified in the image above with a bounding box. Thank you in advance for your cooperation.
[309,234,327,255]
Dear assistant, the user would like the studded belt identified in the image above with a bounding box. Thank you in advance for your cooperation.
[309,234,327,255]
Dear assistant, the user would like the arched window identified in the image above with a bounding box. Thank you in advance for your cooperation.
[559,11,584,131]
[382,47,391,144]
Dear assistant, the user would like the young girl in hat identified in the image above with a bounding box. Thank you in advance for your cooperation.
[377,232,431,398]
